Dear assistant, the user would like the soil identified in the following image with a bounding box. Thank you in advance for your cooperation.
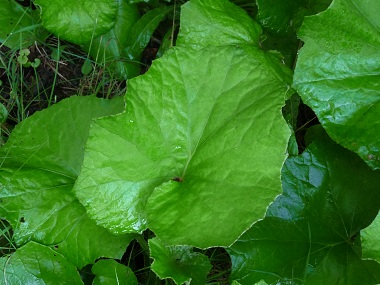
[0,42,84,122]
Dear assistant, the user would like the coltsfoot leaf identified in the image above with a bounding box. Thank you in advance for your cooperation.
[293,0,380,169]
[228,126,380,285]
[74,44,291,247]
[0,242,82,284]
[149,237,211,284]
[0,96,132,268]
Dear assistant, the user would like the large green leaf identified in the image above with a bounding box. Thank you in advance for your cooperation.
[0,241,83,284]
[84,0,140,79]
[293,0,380,170]
[74,44,291,248]
[228,126,380,285]
[149,237,211,284]
[33,0,118,44]
[177,0,262,48]
[0,0,48,49]
[92,259,137,285]
[362,211,380,263]
[0,96,133,268]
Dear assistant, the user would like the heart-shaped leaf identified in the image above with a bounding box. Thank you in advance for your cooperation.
[228,126,380,284]
[74,44,291,248]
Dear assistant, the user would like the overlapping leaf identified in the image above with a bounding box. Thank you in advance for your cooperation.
[177,0,262,48]
[124,6,174,62]
[293,0,380,169]
[0,0,47,49]
[256,0,331,67]
[33,0,117,44]
[228,126,380,285]
[0,96,133,268]
[84,0,140,79]
[362,212,380,263]
[92,259,137,285]
[0,242,82,284]
[149,237,211,284]
[256,0,331,36]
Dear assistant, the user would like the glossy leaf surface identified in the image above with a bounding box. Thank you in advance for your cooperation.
[0,0,45,49]
[0,242,82,284]
[293,0,380,169]
[0,96,132,268]
[74,44,291,247]
[256,0,331,67]
[362,211,380,263]
[256,0,331,36]
[92,259,137,285]
[34,0,117,44]
[177,0,261,48]
[149,237,211,284]
[124,6,173,62]
[84,0,140,79]
[229,126,380,285]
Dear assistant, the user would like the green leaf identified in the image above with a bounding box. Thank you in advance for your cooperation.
[128,0,166,3]
[124,6,173,61]
[33,0,118,45]
[0,241,83,284]
[362,211,380,263]
[156,26,174,58]
[293,0,380,170]
[81,58,93,75]
[177,0,262,48]
[256,0,331,36]
[92,259,137,285]
[17,48,30,65]
[256,0,331,68]
[0,96,133,268]
[258,34,300,68]
[84,0,140,79]
[30,58,41,68]
[232,277,270,284]
[1,96,123,175]
[74,44,291,247]
[0,0,47,49]
[149,237,211,285]
[228,126,380,285]
[0,102,8,124]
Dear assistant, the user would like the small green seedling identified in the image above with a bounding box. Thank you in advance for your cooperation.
[81,58,93,75]
[17,48,41,68]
